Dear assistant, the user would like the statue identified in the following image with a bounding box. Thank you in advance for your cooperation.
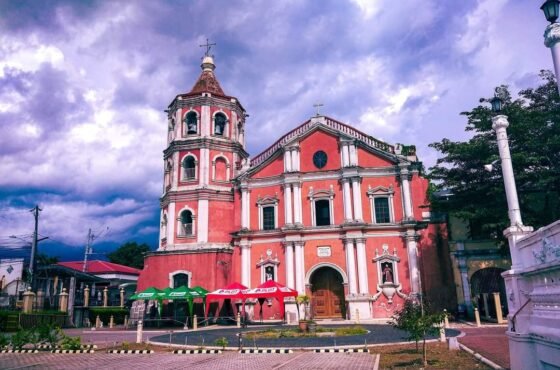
[382,263,393,283]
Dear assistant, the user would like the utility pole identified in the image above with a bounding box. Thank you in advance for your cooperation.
[83,228,93,272]
[30,205,42,289]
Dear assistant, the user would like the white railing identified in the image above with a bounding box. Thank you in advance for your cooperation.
[250,117,394,167]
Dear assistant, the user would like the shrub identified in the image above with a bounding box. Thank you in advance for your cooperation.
[215,337,228,349]
[0,333,9,350]
[121,341,130,350]
[60,335,81,350]
[37,324,62,348]
[10,329,32,350]
[88,307,128,326]
[0,310,20,332]
[334,326,368,336]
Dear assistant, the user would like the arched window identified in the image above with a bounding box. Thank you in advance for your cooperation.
[214,113,226,136]
[173,273,189,288]
[179,210,193,236]
[315,199,331,226]
[183,156,196,180]
[185,111,197,134]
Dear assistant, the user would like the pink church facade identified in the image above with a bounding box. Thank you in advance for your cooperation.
[138,54,447,320]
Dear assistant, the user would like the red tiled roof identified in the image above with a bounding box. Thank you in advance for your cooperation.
[189,69,225,96]
[57,260,141,275]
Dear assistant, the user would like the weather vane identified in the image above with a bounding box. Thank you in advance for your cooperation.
[313,103,324,116]
[199,38,216,57]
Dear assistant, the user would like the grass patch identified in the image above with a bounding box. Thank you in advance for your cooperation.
[244,326,367,340]
[377,342,492,369]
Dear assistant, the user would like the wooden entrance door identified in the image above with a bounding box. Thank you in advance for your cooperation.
[311,268,345,318]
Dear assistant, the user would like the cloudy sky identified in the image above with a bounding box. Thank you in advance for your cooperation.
[0,0,553,261]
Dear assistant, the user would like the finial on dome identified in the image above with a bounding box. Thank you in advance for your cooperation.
[199,38,217,71]
[201,55,215,72]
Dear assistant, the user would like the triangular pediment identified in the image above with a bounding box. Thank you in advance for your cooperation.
[242,116,405,179]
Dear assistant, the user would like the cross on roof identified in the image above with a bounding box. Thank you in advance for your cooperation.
[313,103,324,116]
[199,38,216,57]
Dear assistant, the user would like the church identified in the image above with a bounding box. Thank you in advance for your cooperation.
[137,50,450,320]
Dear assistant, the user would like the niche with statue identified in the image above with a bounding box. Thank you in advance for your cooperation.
[372,244,407,304]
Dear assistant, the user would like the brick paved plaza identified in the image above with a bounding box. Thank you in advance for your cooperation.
[0,352,378,370]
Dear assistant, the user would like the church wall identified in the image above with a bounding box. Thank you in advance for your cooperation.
[299,130,341,172]
[209,149,234,185]
[409,174,430,219]
[207,200,236,242]
[137,251,233,291]
[251,155,284,179]
[357,147,394,167]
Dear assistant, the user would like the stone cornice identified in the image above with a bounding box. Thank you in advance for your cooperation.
[164,138,249,159]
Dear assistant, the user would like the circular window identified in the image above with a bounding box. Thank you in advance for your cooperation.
[313,150,328,169]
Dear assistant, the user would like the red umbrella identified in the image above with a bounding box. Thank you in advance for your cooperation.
[205,282,250,317]
[246,280,298,320]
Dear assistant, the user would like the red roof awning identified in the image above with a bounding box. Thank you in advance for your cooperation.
[245,280,298,300]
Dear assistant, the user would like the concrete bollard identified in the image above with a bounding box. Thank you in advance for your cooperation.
[84,285,90,307]
[59,288,69,313]
[286,312,291,325]
[482,293,490,319]
[103,287,108,307]
[109,315,114,329]
[136,320,143,344]
[493,292,504,324]
[193,315,198,331]
[120,287,125,308]
[355,309,360,324]
[36,289,45,310]
[96,315,101,328]
[443,309,449,328]
[448,337,460,350]
[474,307,481,327]
[237,312,241,328]
[22,288,35,313]
[439,322,446,342]
[124,315,129,329]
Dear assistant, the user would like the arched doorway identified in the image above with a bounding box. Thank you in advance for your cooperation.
[310,267,346,318]
[470,267,508,316]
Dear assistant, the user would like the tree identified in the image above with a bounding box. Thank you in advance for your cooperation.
[36,253,59,267]
[429,71,560,245]
[107,242,151,269]
[390,299,445,367]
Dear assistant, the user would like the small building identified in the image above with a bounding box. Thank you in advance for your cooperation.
[57,260,140,305]
[0,258,27,309]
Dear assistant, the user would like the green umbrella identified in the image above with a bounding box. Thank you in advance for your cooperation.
[131,287,164,300]
[167,286,194,300]
[191,286,208,297]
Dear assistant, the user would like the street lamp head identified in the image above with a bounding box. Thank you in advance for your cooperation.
[490,96,503,113]
[541,0,560,24]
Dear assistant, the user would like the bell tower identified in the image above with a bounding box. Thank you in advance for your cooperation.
[159,47,248,252]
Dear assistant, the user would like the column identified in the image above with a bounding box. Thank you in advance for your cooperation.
[241,243,251,287]
[349,144,358,166]
[201,147,210,185]
[355,238,369,294]
[545,22,560,93]
[241,188,249,229]
[342,144,350,167]
[284,184,293,225]
[342,179,353,222]
[400,167,413,220]
[405,232,421,295]
[201,105,211,136]
[292,149,300,171]
[351,178,363,221]
[293,183,302,224]
[197,199,209,242]
[284,150,292,172]
[294,241,305,294]
[285,243,295,289]
[167,202,176,242]
[345,239,358,294]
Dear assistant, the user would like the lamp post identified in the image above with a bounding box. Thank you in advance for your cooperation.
[541,0,560,93]
[487,93,533,271]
